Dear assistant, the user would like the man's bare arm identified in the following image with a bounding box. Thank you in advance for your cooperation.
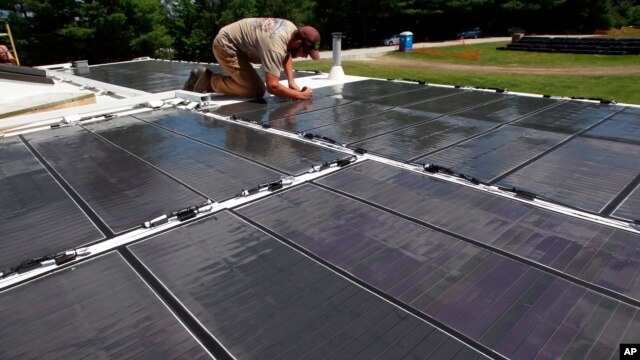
[265,72,313,100]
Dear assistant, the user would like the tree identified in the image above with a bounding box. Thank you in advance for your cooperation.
[1,0,172,65]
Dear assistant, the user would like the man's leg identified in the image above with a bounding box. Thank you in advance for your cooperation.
[212,37,265,98]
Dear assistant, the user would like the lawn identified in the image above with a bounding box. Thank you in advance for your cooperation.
[295,40,640,104]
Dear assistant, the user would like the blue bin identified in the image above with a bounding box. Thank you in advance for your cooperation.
[398,31,413,52]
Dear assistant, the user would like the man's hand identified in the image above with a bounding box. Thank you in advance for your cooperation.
[289,82,301,92]
[266,72,314,100]
[300,86,313,100]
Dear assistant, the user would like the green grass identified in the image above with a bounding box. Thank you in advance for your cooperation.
[295,42,640,104]
[393,41,640,68]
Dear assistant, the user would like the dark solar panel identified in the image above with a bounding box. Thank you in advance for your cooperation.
[76,60,316,93]
[0,137,104,269]
[583,107,640,144]
[315,161,640,301]
[311,79,395,98]
[419,124,567,181]
[267,101,393,133]
[363,86,463,107]
[513,101,621,133]
[237,183,640,360]
[212,79,404,120]
[0,252,210,359]
[77,60,199,93]
[134,109,348,175]
[351,93,525,160]
[23,126,205,233]
[447,95,559,124]
[306,107,454,145]
[614,187,640,221]
[214,97,352,120]
[324,80,424,101]
[497,136,640,213]
[403,90,509,115]
[128,211,482,359]
[359,116,498,161]
[84,116,283,201]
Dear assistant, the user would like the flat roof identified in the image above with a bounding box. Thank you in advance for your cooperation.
[1,58,639,359]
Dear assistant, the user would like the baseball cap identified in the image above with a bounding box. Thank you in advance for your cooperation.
[298,26,321,60]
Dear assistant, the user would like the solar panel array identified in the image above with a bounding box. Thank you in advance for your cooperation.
[75,59,316,93]
[2,61,640,359]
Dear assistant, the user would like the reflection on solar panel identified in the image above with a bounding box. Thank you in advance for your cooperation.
[134,108,348,175]
[420,125,567,181]
[404,91,509,115]
[0,252,211,359]
[75,60,316,93]
[23,126,205,234]
[584,107,640,144]
[324,80,425,101]
[353,95,554,161]
[0,137,104,269]
[84,115,283,200]
[497,136,640,213]
[308,107,457,145]
[128,211,484,359]
[512,101,620,133]
[217,97,353,123]
[267,101,393,132]
[311,79,394,98]
[76,60,200,93]
[316,161,640,300]
[418,101,625,182]
[363,86,462,107]
[238,183,640,360]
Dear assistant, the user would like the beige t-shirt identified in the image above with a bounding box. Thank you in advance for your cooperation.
[217,18,297,77]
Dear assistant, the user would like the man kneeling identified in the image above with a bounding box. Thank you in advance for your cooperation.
[184,18,321,100]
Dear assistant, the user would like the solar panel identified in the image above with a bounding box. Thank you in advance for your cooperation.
[0,252,210,359]
[237,183,639,360]
[614,187,640,221]
[363,86,463,107]
[448,95,560,124]
[419,124,567,181]
[213,79,407,121]
[512,101,621,134]
[75,59,316,93]
[315,161,640,300]
[363,115,499,161]
[583,107,640,144]
[23,126,206,234]
[84,115,283,201]
[496,136,640,213]
[76,60,198,93]
[267,101,393,133]
[216,81,451,134]
[323,80,424,101]
[350,93,528,160]
[214,97,352,120]
[0,137,104,269]
[311,79,398,98]
[305,107,457,145]
[128,211,483,359]
[404,90,509,115]
[134,109,348,175]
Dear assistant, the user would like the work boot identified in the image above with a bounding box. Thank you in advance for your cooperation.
[183,66,213,93]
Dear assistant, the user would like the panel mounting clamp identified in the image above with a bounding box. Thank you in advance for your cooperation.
[142,199,216,229]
